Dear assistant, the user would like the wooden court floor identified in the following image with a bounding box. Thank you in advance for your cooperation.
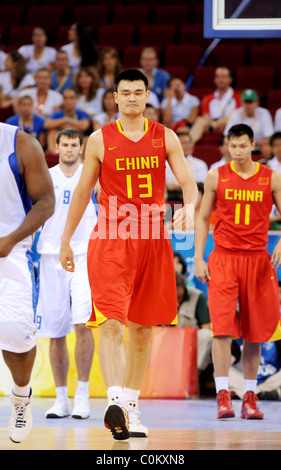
[1,396,281,451]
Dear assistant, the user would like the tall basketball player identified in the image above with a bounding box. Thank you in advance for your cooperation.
[0,123,55,442]
[195,124,281,420]
[59,69,198,440]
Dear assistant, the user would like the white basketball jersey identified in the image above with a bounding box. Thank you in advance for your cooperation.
[0,122,32,248]
[37,163,97,254]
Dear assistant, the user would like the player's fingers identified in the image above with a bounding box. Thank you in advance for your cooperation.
[272,250,281,269]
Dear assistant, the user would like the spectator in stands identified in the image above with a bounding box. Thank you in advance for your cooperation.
[75,67,105,121]
[274,108,281,133]
[18,27,57,75]
[62,23,99,76]
[6,94,46,147]
[161,76,200,129]
[97,48,122,89]
[144,103,160,122]
[17,68,63,118]
[0,29,6,71]
[189,67,241,144]
[224,89,274,159]
[0,50,6,72]
[267,133,281,228]
[139,47,170,103]
[268,132,281,172]
[0,51,35,108]
[93,88,120,131]
[210,135,232,169]
[51,49,75,95]
[44,88,91,152]
[166,129,208,201]
[195,182,205,225]
[174,252,187,276]
[176,272,212,375]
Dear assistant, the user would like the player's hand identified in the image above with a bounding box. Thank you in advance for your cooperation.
[59,241,75,272]
[271,240,281,269]
[195,258,211,284]
[172,204,194,232]
[0,235,15,258]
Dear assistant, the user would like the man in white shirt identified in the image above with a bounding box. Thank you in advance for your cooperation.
[18,68,63,118]
[166,129,208,201]
[161,77,200,128]
[189,67,241,144]
[224,89,274,159]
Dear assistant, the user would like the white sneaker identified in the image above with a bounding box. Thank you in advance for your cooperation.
[45,398,71,418]
[72,394,90,419]
[125,401,148,437]
[9,389,33,443]
[104,402,130,440]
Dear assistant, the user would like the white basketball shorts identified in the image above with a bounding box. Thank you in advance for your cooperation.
[36,253,92,338]
[0,246,37,353]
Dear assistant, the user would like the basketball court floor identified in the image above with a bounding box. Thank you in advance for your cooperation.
[1,396,281,451]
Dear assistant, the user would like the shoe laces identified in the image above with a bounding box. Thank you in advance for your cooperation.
[74,394,88,404]
[245,391,259,407]
[14,403,27,428]
[217,389,232,405]
[125,402,141,425]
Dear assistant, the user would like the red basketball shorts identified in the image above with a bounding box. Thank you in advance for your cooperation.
[208,246,281,342]
[86,228,177,328]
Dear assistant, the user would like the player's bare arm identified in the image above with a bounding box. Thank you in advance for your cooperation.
[194,169,218,283]
[0,130,55,258]
[59,129,103,272]
[165,127,198,231]
[271,170,281,269]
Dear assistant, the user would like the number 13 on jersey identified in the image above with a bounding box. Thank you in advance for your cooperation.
[126,173,152,199]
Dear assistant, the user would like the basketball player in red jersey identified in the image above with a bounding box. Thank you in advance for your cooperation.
[59,69,198,440]
[195,123,281,420]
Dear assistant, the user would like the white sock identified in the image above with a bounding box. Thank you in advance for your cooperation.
[215,377,229,393]
[76,380,89,396]
[12,383,30,398]
[56,386,68,401]
[244,379,257,394]
[107,386,122,404]
[122,387,140,405]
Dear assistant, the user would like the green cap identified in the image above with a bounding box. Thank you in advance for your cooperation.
[242,89,258,102]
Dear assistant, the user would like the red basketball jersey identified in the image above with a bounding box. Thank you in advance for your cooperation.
[213,161,273,251]
[98,118,167,236]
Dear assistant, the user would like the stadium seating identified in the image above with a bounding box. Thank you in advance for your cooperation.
[138,24,177,47]
[113,5,150,28]
[73,6,110,30]
[97,24,135,49]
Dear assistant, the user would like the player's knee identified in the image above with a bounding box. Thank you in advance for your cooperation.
[101,318,125,344]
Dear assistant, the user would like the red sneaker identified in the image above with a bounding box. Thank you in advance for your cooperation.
[241,391,264,420]
[216,389,235,419]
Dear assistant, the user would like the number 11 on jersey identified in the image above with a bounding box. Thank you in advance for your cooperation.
[235,203,250,225]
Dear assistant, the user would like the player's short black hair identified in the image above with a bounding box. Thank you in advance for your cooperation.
[114,69,148,91]
[56,128,83,145]
[227,124,254,143]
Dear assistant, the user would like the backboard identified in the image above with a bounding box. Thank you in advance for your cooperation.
[204,0,281,38]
